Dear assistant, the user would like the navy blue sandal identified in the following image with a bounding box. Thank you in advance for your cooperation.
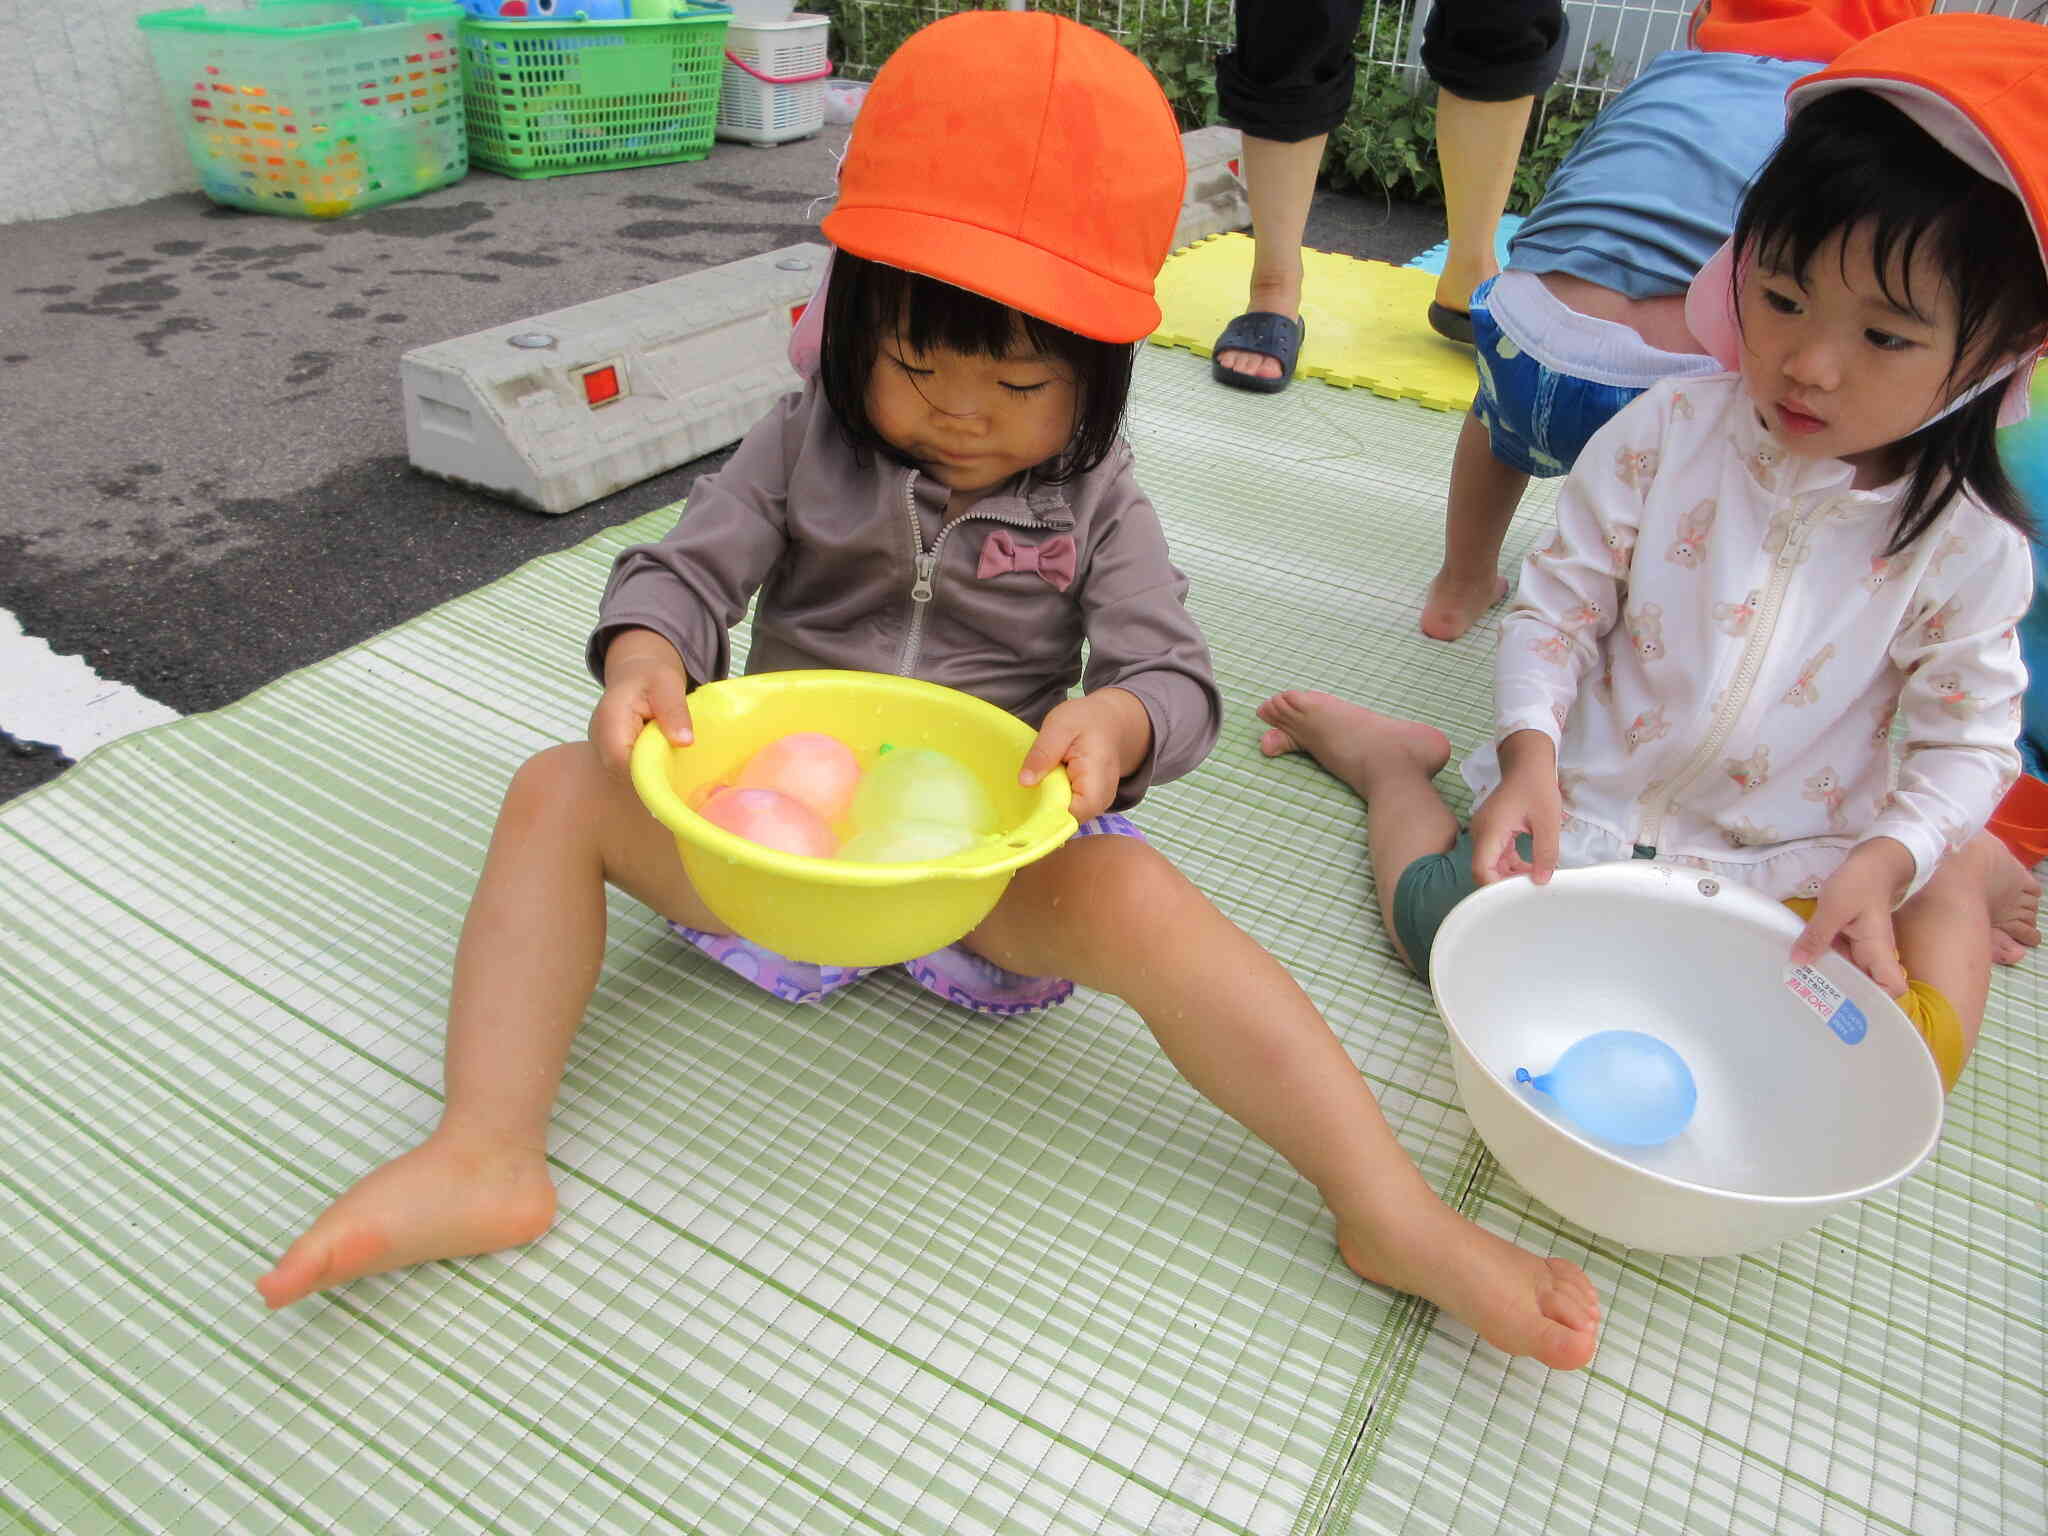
[1211,311,1306,393]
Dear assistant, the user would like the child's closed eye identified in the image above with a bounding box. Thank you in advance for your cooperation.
[1762,286,1802,316]
[999,378,1052,395]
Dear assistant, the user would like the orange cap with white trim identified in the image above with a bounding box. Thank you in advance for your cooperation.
[1685,12,2048,426]
[820,11,1184,344]
[1786,13,2048,282]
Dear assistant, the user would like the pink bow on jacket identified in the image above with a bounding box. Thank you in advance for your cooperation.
[976,529,1077,592]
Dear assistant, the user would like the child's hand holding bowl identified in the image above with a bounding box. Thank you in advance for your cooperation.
[593,628,695,775]
[1019,687,1152,822]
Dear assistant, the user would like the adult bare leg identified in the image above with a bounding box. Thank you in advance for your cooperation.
[1433,90,1535,316]
[1215,132,1325,384]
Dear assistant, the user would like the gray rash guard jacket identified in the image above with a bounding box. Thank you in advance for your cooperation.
[588,382,1223,809]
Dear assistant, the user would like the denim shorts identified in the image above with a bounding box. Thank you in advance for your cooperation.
[1469,270,1717,478]
[671,812,1143,1017]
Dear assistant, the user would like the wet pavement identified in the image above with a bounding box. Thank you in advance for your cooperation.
[0,131,1442,803]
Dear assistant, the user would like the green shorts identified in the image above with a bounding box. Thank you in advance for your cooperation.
[1391,829,1500,981]
[1393,834,1656,979]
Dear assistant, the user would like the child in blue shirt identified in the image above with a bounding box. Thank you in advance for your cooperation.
[1421,0,1928,640]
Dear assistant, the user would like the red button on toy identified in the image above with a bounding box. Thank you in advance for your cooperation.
[581,364,622,407]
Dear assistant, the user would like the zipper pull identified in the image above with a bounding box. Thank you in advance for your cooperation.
[911,552,937,604]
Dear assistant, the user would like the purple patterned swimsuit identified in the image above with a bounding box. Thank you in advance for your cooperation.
[670,813,1143,1017]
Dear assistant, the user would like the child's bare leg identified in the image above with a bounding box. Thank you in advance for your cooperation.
[964,834,1598,1370]
[257,742,725,1308]
[1255,690,1460,973]
[1892,832,2042,1070]
[1422,412,1529,642]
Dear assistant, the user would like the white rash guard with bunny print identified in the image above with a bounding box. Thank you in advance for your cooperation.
[1463,373,2032,901]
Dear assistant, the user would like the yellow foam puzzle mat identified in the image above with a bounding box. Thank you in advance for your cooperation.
[1151,232,1478,411]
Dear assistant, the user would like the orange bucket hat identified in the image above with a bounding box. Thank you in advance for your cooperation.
[818,11,1184,344]
[1685,12,2048,426]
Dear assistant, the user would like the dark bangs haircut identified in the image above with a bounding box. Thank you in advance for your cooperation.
[817,250,1137,482]
[1732,89,2048,554]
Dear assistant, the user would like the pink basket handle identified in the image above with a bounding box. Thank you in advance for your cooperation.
[723,48,832,85]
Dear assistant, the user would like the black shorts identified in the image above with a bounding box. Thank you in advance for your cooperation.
[1216,0,1569,142]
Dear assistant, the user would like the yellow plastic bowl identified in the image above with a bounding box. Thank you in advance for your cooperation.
[630,670,1078,966]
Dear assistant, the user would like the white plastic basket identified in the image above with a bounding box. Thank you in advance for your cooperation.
[716,12,829,146]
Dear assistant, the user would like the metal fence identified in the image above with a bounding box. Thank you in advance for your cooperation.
[830,0,2043,120]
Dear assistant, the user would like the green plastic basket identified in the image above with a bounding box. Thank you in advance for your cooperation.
[459,4,729,178]
[138,1,468,218]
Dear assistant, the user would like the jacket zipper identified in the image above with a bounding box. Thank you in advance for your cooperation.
[895,471,935,675]
[893,469,1072,678]
[1637,495,1834,848]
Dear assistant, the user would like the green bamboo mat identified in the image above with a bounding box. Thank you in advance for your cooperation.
[2,350,2041,1534]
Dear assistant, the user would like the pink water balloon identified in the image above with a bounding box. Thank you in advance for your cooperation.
[735,732,863,823]
[697,786,837,858]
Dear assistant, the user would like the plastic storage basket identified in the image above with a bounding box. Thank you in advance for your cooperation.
[138,0,466,218]
[460,3,728,177]
[715,12,828,146]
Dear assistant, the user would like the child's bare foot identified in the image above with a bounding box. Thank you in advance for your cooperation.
[1420,568,1510,642]
[1338,1204,1600,1370]
[256,1131,557,1308]
[1975,832,2043,965]
[1257,690,1452,800]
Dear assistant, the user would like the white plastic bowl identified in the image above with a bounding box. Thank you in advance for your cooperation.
[1430,860,1944,1256]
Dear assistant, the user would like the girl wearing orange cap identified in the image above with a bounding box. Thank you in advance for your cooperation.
[257,10,1603,1371]
[1263,13,2048,1097]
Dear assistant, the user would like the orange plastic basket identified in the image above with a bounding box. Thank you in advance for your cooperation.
[1989,773,2048,867]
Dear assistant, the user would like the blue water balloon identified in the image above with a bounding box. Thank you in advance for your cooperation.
[1515,1030,1697,1146]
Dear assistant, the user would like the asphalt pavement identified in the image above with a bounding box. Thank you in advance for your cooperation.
[0,129,1443,805]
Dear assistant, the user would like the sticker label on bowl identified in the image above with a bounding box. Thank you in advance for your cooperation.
[1785,964,1867,1044]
